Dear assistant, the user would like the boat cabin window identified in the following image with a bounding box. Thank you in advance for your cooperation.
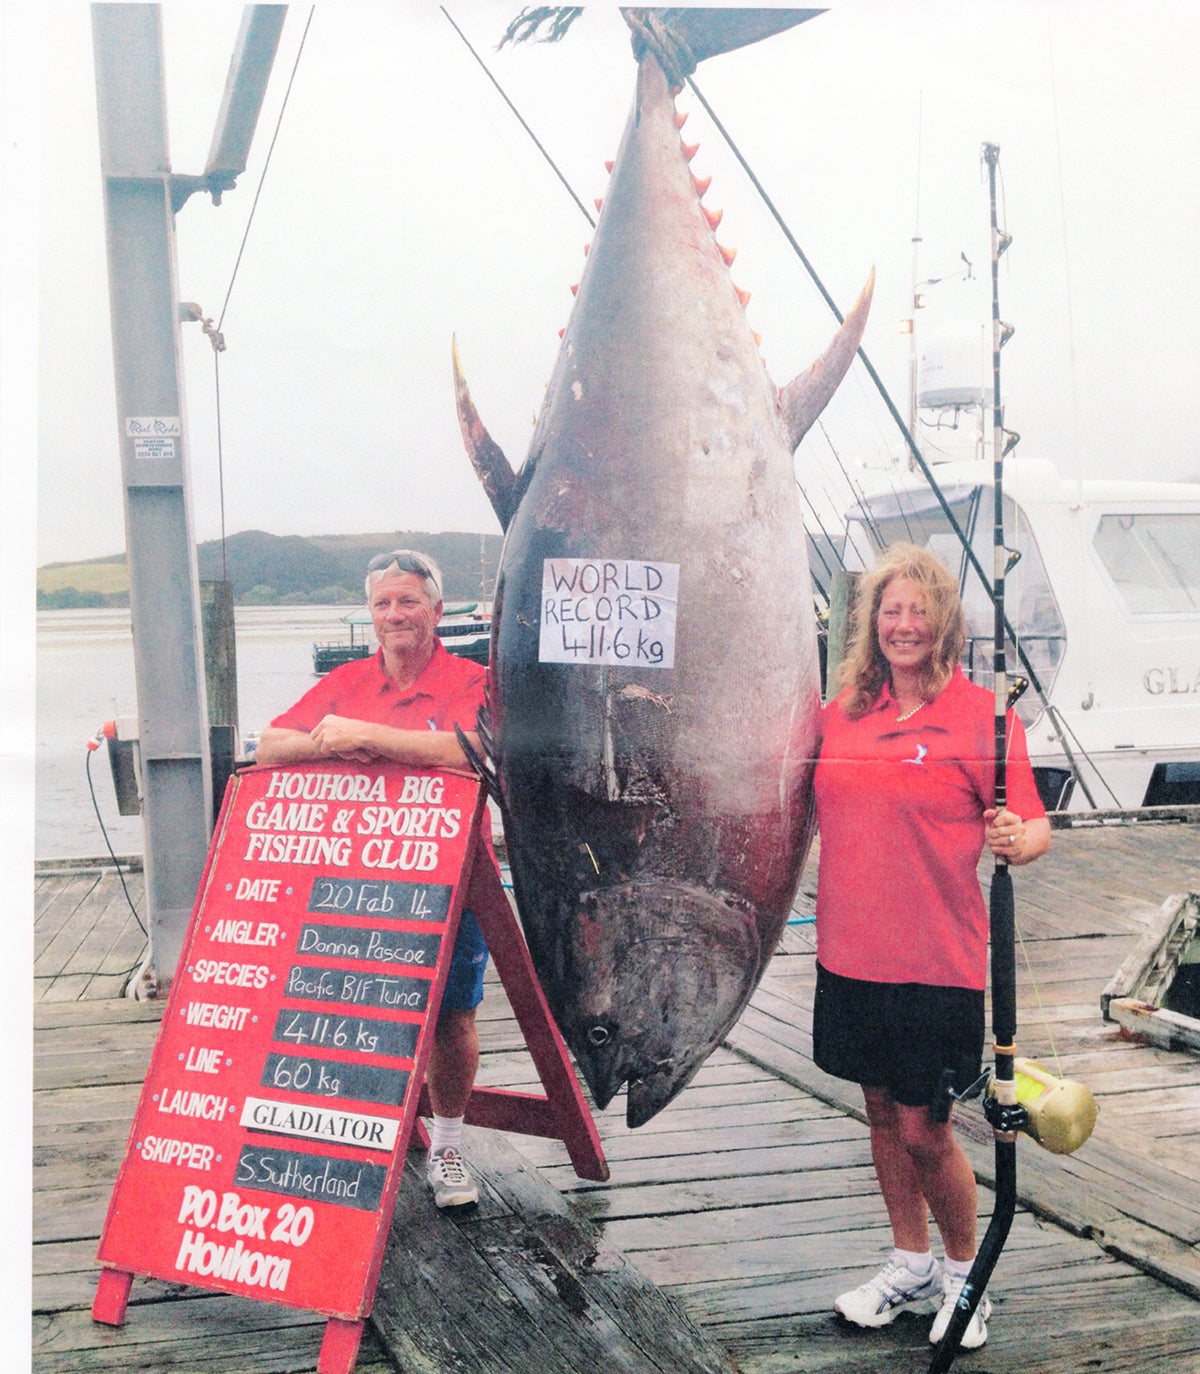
[843,483,1065,725]
[1092,513,1200,616]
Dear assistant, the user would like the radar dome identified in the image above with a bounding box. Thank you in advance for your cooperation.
[917,321,987,410]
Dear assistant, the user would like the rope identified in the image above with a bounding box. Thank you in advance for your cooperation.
[685,71,1109,805]
[84,746,148,938]
[36,748,153,985]
[499,6,584,48]
[624,10,697,88]
[1015,916,1064,1076]
[189,8,314,581]
[215,6,315,334]
[442,7,595,229]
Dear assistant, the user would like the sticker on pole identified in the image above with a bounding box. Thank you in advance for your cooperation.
[539,558,678,668]
[125,415,181,461]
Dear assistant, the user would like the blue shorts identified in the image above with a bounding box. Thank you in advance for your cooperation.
[439,908,488,1014]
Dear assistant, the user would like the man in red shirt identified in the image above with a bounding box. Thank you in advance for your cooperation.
[257,550,491,1209]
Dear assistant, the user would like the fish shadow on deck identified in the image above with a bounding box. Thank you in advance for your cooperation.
[373,1131,733,1374]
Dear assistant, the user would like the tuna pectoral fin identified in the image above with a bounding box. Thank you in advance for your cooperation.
[451,335,519,530]
[779,267,876,452]
[453,723,502,805]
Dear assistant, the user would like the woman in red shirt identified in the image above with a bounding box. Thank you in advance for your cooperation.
[813,543,1050,1349]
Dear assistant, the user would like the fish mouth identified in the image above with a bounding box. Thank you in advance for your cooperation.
[558,878,761,1127]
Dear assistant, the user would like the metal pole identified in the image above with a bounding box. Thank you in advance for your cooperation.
[204,5,289,196]
[92,3,212,994]
[908,233,922,453]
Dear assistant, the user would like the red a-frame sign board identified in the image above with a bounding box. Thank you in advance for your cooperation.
[91,762,607,1374]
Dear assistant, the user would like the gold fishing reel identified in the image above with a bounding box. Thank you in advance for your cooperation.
[935,1057,1098,1155]
[993,1057,1099,1155]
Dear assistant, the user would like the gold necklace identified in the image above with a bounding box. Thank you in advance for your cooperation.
[896,701,925,723]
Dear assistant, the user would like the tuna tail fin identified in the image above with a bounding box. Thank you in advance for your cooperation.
[452,336,520,531]
[624,8,826,75]
[501,9,825,77]
[779,267,875,453]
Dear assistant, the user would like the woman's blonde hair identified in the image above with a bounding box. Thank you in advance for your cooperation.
[836,542,967,719]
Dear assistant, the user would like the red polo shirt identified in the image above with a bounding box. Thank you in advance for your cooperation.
[271,640,486,737]
[814,667,1044,991]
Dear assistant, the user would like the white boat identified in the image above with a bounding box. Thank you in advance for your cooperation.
[840,452,1200,811]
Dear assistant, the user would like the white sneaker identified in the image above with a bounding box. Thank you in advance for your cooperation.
[834,1257,943,1328]
[929,1271,992,1349]
[426,1147,479,1209]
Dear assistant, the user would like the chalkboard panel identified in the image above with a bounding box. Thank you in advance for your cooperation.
[295,922,443,966]
[95,763,486,1320]
[271,1009,420,1060]
[307,877,453,920]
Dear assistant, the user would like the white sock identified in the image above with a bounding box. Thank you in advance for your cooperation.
[943,1256,975,1280]
[429,1115,464,1156]
[894,1247,936,1276]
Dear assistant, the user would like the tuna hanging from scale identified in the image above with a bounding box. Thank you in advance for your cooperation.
[453,8,873,1126]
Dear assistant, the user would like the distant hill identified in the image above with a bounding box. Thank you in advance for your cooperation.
[37,530,503,609]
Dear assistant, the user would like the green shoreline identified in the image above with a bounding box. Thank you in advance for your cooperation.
[38,528,502,609]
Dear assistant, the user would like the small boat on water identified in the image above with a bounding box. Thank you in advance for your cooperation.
[311,602,492,674]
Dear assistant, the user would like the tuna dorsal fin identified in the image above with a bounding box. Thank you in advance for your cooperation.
[451,336,519,531]
[779,267,875,453]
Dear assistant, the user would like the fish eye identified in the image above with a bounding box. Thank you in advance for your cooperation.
[586,1024,611,1046]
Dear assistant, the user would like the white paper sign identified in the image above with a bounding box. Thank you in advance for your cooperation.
[239,1096,400,1153]
[539,558,678,669]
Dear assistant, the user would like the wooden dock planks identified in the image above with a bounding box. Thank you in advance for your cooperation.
[34,866,148,1002]
[372,1131,733,1374]
[30,815,1200,1371]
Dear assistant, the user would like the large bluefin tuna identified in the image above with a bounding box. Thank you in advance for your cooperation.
[454,9,872,1126]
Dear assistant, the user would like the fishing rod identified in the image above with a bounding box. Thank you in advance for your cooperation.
[929,140,1020,1372]
[684,74,1103,809]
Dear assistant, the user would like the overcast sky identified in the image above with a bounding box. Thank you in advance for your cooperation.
[10,0,1198,574]
[3,0,1198,1293]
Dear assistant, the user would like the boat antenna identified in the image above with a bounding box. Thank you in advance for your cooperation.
[908,90,923,445]
[929,140,1020,1371]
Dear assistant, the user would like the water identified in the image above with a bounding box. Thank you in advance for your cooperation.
[35,605,362,859]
